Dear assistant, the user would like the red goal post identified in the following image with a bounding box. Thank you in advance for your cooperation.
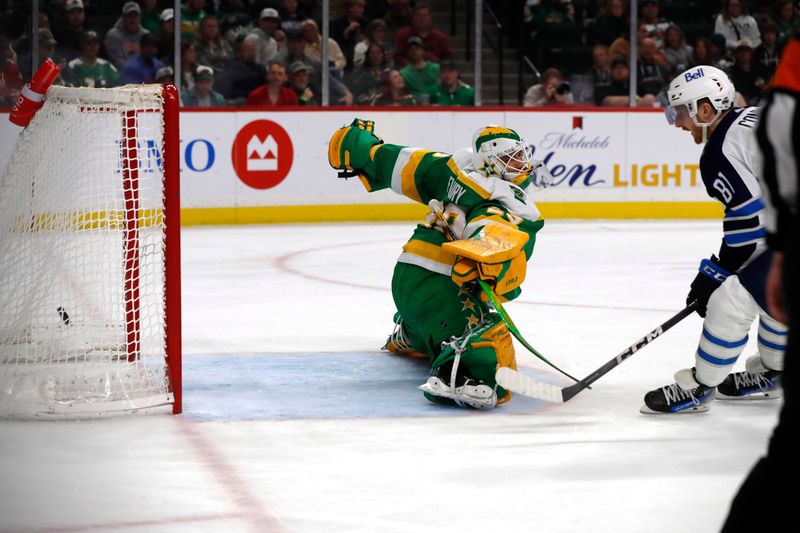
[0,84,181,418]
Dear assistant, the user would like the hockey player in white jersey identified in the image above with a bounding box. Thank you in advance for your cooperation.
[641,65,788,414]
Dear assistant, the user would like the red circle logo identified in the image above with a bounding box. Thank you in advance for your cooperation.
[231,120,294,190]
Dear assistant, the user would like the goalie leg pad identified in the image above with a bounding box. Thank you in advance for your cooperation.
[695,276,758,387]
[427,318,517,405]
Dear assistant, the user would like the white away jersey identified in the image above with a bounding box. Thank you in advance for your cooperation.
[699,106,767,272]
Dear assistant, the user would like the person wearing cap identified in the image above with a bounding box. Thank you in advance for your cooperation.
[182,65,227,107]
[120,33,164,84]
[246,8,281,67]
[246,61,299,106]
[154,8,176,61]
[196,15,235,75]
[428,61,474,106]
[180,0,207,41]
[53,0,87,61]
[730,37,768,104]
[155,65,174,85]
[286,60,318,105]
[393,3,453,67]
[104,1,149,68]
[277,30,353,105]
[714,0,762,51]
[17,29,69,82]
[67,30,120,88]
[399,35,439,105]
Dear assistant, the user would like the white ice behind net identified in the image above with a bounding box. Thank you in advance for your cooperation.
[0,85,173,418]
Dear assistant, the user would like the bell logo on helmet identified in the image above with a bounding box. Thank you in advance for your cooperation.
[684,67,705,82]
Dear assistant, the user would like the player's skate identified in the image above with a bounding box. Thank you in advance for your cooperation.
[640,368,715,414]
[419,361,497,409]
[717,355,782,400]
[382,314,427,359]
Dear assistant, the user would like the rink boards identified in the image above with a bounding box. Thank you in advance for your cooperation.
[0,107,722,224]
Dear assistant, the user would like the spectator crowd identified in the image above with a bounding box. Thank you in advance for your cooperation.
[1,0,798,108]
[0,0,475,108]
[522,0,798,107]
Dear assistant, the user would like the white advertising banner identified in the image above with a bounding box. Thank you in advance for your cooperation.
[0,108,711,219]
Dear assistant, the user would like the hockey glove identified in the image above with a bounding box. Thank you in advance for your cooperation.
[687,256,732,317]
[328,118,383,178]
[451,253,527,301]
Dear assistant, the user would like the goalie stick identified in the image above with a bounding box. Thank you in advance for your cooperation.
[495,302,698,403]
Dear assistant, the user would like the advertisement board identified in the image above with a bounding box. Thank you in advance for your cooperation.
[0,108,720,224]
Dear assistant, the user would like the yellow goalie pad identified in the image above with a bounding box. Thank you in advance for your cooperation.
[471,322,517,405]
[442,223,528,264]
[447,223,529,299]
[451,253,527,300]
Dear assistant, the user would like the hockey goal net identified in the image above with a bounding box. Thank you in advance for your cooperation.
[0,84,181,418]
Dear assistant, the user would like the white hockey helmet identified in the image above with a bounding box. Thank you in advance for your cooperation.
[471,125,534,183]
[664,65,735,132]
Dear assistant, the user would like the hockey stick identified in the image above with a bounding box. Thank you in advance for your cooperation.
[427,200,581,384]
[495,302,698,403]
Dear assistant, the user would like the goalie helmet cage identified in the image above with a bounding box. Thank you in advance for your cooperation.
[0,84,181,418]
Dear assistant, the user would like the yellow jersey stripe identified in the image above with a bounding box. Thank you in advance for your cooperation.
[402,239,457,266]
[400,150,430,204]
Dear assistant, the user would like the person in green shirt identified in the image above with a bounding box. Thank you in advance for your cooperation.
[399,35,439,104]
[67,30,120,88]
[429,61,475,106]
[180,0,207,40]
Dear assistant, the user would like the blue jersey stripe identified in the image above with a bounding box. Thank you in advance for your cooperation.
[702,329,748,348]
[726,198,765,217]
[724,227,767,245]
[697,347,739,366]
[757,335,785,351]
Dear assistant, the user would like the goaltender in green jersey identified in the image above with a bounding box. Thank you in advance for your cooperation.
[328,119,553,409]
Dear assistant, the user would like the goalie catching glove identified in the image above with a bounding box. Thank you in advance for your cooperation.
[444,223,529,301]
[328,118,383,178]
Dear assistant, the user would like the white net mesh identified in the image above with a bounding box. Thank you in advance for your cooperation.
[0,85,175,418]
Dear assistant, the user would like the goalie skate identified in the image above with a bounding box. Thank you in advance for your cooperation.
[419,376,497,409]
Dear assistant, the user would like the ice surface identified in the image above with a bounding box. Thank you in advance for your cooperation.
[0,221,780,532]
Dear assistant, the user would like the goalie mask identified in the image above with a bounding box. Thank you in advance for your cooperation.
[471,126,535,185]
[662,65,735,143]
